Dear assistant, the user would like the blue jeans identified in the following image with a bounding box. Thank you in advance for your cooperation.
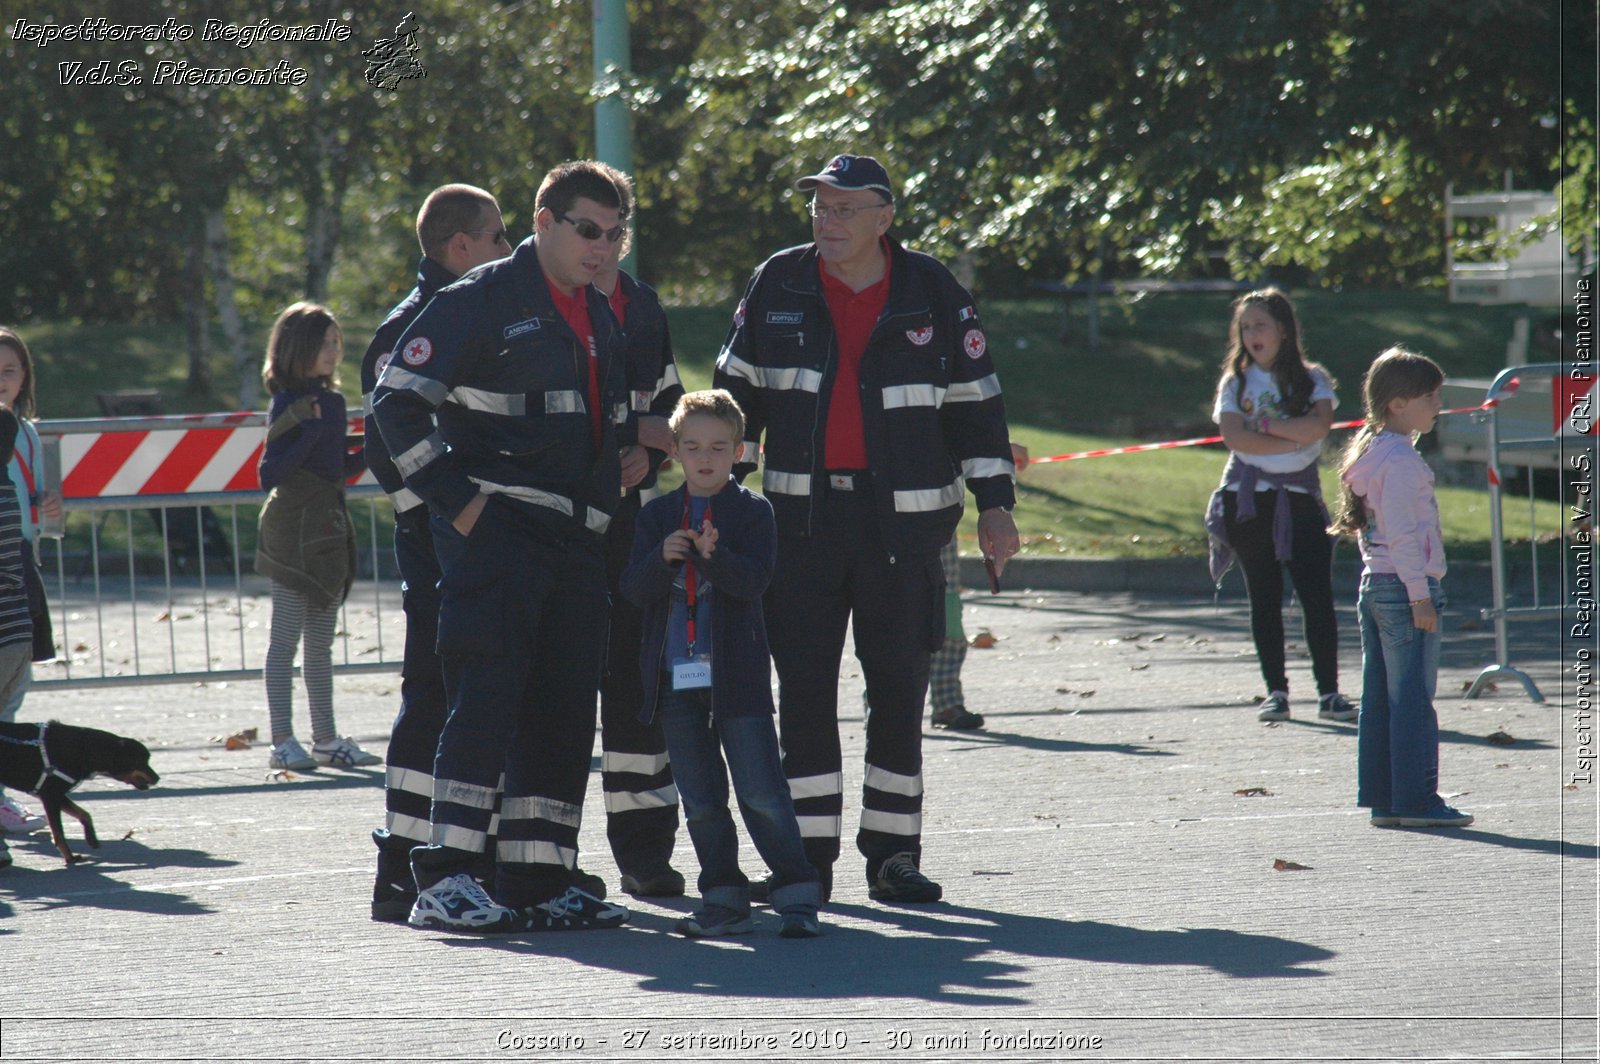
[1356,573,1444,814]
[656,683,819,916]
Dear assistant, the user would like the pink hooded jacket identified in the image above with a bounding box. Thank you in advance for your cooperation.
[1342,431,1446,600]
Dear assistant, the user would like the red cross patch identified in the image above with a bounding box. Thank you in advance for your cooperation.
[374,351,394,376]
[963,328,987,359]
[906,326,933,346]
[401,336,433,366]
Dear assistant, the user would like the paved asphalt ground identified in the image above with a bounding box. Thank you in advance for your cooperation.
[0,569,1594,1063]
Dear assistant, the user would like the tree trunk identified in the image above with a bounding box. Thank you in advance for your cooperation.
[205,209,256,410]
[182,219,212,396]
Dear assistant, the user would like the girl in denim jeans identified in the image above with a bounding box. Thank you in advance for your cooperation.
[1332,347,1472,828]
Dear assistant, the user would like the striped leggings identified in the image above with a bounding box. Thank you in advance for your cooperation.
[264,581,338,743]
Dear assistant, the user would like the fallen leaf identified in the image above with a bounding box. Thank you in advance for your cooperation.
[121,830,135,841]
[1149,633,1167,642]
[1129,663,1149,671]
[1055,687,1071,694]
[1234,787,1272,797]
[970,630,998,649]
[1486,730,1517,745]
[265,769,299,783]
[1565,782,1580,791]
[1273,858,1312,871]
[1078,689,1096,698]
[1047,633,1061,643]
[224,735,251,751]
[971,870,1014,876]
[155,610,171,622]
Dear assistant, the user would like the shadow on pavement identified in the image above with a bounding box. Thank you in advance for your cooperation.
[0,840,237,920]
[421,902,1334,1005]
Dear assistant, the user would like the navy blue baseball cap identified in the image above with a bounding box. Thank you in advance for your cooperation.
[794,154,894,203]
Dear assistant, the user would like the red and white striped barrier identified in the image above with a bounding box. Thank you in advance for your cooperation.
[50,413,374,500]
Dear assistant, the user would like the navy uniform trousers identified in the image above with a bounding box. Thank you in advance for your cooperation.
[372,507,449,891]
[764,478,944,881]
[599,491,680,876]
[409,504,609,909]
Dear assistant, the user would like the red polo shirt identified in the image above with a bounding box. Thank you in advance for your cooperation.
[821,244,891,469]
[547,276,602,449]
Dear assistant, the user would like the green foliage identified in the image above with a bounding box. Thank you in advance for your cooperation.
[0,1,1587,339]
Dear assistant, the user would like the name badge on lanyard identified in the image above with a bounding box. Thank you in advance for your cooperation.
[672,492,713,691]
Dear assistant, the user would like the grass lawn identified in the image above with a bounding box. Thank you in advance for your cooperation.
[17,287,1562,559]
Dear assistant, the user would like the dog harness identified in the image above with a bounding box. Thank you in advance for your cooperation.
[0,721,79,791]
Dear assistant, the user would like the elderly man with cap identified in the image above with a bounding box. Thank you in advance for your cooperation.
[713,153,1020,905]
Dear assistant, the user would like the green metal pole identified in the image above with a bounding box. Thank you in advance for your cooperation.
[593,0,636,273]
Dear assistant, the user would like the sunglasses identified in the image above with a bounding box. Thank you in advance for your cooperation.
[553,211,627,244]
[464,227,510,245]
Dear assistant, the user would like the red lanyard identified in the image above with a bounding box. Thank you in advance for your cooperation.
[681,493,712,652]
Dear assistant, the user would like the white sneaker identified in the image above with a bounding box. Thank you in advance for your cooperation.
[0,794,45,834]
[312,736,382,768]
[408,872,516,933]
[268,736,317,771]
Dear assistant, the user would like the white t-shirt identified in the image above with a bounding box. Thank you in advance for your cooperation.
[1213,364,1337,482]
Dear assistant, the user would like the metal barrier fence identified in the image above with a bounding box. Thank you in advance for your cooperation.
[30,412,403,690]
[1464,362,1594,703]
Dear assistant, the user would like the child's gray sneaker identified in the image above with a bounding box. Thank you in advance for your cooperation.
[676,904,753,937]
[778,911,821,938]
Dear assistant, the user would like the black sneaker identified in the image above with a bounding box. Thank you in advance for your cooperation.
[371,881,418,923]
[570,866,608,900]
[515,887,630,932]
[930,705,985,730]
[869,852,942,903]
[752,864,832,906]
[620,866,687,897]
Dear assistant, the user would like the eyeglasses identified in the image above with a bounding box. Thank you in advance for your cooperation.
[808,199,890,222]
[464,228,510,245]
[553,211,627,243]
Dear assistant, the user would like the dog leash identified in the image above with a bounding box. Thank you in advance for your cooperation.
[0,721,79,791]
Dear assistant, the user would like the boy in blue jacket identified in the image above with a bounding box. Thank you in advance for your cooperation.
[621,390,821,938]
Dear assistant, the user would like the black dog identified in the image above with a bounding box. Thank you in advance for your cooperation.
[0,720,159,865]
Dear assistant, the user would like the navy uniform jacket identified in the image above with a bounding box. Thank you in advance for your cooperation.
[713,237,1016,556]
[372,237,636,538]
[361,256,461,516]
[611,269,684,494]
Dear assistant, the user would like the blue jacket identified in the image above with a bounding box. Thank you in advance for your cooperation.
[713,236,1016,554]
[372,237,636,538]
[361,255,460,515]
[620,479,776,724]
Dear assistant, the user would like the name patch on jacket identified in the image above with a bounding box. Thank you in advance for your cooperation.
[766,311,804,325]
[503,318,542,340]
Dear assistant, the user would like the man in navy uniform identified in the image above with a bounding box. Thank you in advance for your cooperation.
[714,153,1020,905]
[375,161,668,933]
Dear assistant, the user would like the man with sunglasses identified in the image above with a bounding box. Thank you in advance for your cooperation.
[714,153,1020,906]
[364,183,513,923]
[374,161,643,934]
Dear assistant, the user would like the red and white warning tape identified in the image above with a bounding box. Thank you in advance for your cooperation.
[1027,392,1516,466]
